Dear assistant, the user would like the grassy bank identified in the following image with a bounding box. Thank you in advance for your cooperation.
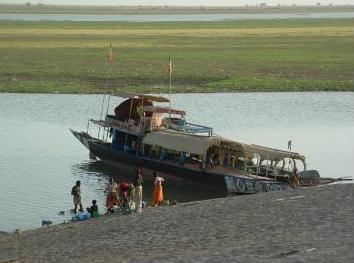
[0,19,353,93]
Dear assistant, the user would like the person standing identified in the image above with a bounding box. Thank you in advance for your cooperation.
[134,168,144,211]
[106,177,118,210]
[153,171,164,206]
[71,180,83,213]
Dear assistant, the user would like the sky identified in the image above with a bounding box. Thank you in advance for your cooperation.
[0,0,353,6]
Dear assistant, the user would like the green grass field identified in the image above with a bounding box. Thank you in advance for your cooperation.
[0,19,353,93]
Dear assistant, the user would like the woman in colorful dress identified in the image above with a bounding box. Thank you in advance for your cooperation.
[153,171,164,206]
[106,178,118,209]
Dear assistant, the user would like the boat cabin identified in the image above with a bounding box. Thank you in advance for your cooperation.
[86,92,306,182]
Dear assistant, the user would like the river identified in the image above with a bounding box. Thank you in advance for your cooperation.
[0,12,354,21]
[0,92,353,232]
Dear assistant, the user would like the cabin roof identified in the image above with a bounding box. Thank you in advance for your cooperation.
[142,130,219,155]
[111,91,170,103]
[142,106,186,116]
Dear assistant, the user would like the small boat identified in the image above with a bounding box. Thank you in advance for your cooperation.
[70,91,322,194]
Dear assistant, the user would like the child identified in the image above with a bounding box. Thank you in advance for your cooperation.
[87,199,99,218]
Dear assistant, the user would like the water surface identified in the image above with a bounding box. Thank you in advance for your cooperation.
[0,92,353,232]
[0,12,354,21]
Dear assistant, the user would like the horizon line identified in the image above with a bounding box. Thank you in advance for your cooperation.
[1,3,354,7]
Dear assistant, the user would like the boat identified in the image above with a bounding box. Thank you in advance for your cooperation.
[70,91,322,195]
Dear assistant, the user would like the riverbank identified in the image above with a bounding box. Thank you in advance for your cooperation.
[0,19,353,94]
[1,183,353,262]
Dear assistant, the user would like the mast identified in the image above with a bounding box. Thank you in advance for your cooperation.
[104,44,114,142]
[287,139,292,172]
[98,44,113,140]
[168,56,172,127]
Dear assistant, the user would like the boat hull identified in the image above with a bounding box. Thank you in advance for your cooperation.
[71,130,291,194]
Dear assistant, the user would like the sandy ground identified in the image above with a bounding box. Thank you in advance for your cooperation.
[1,183,353,263]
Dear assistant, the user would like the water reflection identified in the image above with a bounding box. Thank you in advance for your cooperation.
[73,160,226,206]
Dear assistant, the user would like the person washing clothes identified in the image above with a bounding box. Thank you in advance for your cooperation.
[106,177,118,210]
[71,180,83,213]
[87,199,99,218]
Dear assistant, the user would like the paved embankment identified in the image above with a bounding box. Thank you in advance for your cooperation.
[1,183,353,263]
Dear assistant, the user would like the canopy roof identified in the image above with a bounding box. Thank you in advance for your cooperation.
[142,106,186,116]
[242,144,305,162]
[142,130,305,162]
[111,91,170,103]
[142,130,219,155]
[218,137,246,155]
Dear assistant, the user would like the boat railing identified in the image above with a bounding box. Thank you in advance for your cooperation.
[169,120,213,136]
[87,116,143,136]
[105,116,142,135]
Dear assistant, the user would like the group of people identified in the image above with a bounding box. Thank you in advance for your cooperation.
[71,180,98,217]
[71,168,166,216]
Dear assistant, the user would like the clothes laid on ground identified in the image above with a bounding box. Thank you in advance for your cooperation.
[122,200,136,213]
[73,211,90,221]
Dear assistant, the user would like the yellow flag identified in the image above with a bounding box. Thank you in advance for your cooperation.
[108,44,113,64]
[168,56,172,75]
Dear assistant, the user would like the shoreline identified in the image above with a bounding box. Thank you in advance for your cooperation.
[1,5,354,15]
[1,183,353,262]
[1,89,354,95]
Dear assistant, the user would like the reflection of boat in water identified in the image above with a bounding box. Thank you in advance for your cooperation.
[73,159,226,202]
[71,91,328,195]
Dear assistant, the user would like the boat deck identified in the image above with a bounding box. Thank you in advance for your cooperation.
[208,166,276,181]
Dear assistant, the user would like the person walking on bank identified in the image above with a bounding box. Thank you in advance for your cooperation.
[71,180,83,213]
[153,171,164,206]
[134,168,143,211]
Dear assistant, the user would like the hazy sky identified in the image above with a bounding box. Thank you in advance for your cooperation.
[0,0,353,6]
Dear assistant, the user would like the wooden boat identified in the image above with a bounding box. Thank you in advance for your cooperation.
[71,92,321,194]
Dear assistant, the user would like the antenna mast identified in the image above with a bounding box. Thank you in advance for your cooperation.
[98,44,113,139]
[168,56,172,127]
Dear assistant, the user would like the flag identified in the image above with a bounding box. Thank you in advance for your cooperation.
[168,56,172,75]
[108,44,113,64]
